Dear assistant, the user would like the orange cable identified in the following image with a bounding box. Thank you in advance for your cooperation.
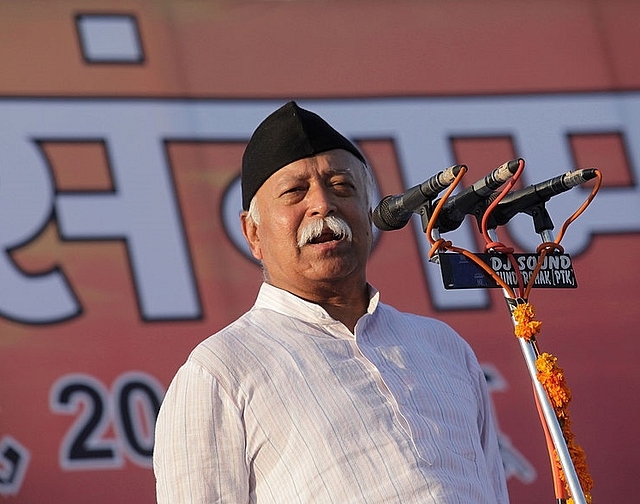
[534,383,570,501]
[425,165,468,247]
[424,164,517,298]
[524,169,602,298]
[481,158,526,245]
[480,158,527,297]
[554,169,602,245]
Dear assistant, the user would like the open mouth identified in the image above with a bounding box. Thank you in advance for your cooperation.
[309,230,343,244]
[298,216,353,248]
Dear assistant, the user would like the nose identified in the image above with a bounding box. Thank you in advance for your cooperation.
[306,184,336,218]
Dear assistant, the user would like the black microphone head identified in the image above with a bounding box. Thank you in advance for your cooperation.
[567,168,598,187]
[582,168,598,181]
[372,196,411,231]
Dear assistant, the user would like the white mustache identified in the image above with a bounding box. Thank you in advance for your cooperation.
[297,216,353,248]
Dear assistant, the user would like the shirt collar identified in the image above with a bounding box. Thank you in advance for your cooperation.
[254,282,380,327]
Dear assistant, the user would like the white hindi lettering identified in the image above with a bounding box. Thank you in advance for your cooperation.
[1,95,639,322]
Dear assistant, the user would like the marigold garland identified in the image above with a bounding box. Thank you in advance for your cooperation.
[511,302,594,502]
[536,352,594,503]
[511,302,542,341]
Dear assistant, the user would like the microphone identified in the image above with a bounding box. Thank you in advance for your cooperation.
[434,159,521,233]
[489,168,598,226]
[372,164,464,231]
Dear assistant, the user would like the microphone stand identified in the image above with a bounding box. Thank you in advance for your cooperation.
[420,198,589,504]
[487,202,587,504]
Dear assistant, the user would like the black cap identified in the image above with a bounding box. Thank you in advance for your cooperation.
[241,101,366,210]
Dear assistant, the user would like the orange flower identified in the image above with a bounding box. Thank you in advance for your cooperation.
[536,353,593,501]
[511,302,542,341]
[536,353,571,415]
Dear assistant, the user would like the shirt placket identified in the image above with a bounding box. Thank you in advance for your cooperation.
[353,318,437,465]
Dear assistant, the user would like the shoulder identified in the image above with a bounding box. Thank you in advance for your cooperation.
[371,303,487,390]
[186,304,306,383]
[166,309,272,405]
[374,301,463,338]
[188,308,266,369]
[372,301,478,361]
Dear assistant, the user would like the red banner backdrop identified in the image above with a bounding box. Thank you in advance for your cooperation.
[1,1,639,502]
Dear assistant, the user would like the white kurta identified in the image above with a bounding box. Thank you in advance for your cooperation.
[154,283,509,503]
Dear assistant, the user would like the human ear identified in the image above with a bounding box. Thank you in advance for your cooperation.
[240,211,264,261]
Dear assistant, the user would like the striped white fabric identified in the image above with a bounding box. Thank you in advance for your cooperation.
[154,283,509,503]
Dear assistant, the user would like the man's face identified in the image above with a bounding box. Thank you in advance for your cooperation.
[241,149,373,298]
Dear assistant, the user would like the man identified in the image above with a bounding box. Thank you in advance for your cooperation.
[153,101,509,503]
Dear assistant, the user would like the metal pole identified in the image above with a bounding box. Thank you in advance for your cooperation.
[515,334,586,504]
[486,229,587,504]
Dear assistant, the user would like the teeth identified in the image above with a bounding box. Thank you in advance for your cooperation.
[311,231,339,244]
[298,216,352,247]
[312,235,332,244]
